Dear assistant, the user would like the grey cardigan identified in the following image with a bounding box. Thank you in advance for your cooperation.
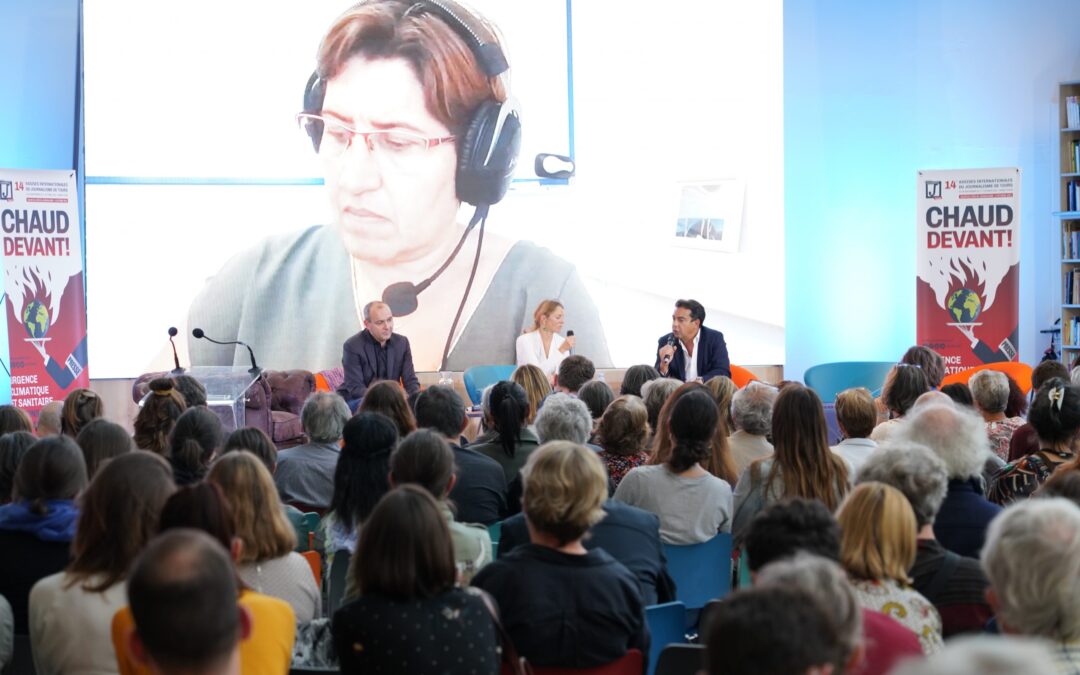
[188,224,612,372]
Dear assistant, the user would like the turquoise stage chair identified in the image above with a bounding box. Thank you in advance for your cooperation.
[803,361,896,403]
[463,365,516,405]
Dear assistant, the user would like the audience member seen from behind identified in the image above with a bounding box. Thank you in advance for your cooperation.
[728,381,777,477]
[167,406,224,487]
[1035,468,1080,506]
[831,388,877,475]
[989,378,1080,506]
[1009,360,1071,461]
[172,374,208,408]
[620,364,660,398]
[473,441,647,669]
[61,389,103,438]
[29,452,175,674]
[596,396,651,490]
[220,427,278,473]
[357,380,417,438]
[35,401,63,438]
[389,429,492,584]
[0,436,87,634]
[1004,373,1028,419]
[415,385,507,525]
[334,485,499,674]
[891,401,999,558]
[515,299,574,379]
[703,585,844,675]
[0,405,32,436]
[469,381,540,485]
[275,392,351,511]
[890,635,1060,675]
[208,452,320,622]
[837,482,944,654]
[940,382,974,407]
[577,379,615,434]
[704,375,737,437]
[755,555,865,675]
[640,377,680,442]
[133,378,187,455]
[323,413,397,568]
[533,392,592,446]
[112,483,295,675]
[510,363,550,425]
[554,355,595,395]
[733,383,850,543]
[981,497,1080,672]
[615,389,733,543]
[872,364,931,442]
[77,418,136,479]
[647,382,737,484]
[741,498,923,675]
[0,431,36,503]
[121,530,249,675]
[969,370,1026,460]
[857,442,992,637]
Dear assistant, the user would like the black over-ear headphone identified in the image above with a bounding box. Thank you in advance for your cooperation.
[301,0,522,207]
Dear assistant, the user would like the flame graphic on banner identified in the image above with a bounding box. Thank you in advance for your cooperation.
[924,253,1007,313]
[19,269,52,336]
[6,263,67,330]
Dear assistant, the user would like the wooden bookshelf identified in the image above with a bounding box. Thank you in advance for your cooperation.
[1061,82,1080,358]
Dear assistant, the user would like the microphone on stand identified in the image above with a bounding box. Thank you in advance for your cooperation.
[566,329,575,356]
[192,328,261,376]
[167,327,184,375]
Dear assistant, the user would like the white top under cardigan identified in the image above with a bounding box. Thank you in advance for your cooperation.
[515,330,568,377]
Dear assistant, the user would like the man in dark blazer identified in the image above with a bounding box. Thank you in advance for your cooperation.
[337,300,420,407]
[497,499,676,605]
[654,298,731,381]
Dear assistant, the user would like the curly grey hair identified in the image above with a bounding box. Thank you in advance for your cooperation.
[982,498,1080,642]
[856,442,948,528]
[534,393,592,445]
[890,635,1058,675]
[892,402,990,480]
[969,370,1010,414]
[731,381,778,436]
[756,554,862,665]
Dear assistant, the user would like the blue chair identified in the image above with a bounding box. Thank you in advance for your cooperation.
[488,521,502,557]
[655,644,705,675]
[803,361,896,403]
[645,602,688,675]
[662,533,733,610]
[462,365,516,405]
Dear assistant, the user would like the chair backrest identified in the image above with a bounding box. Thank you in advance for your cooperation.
[939,361,1034,395]
[803,361,897,403]
[729,365,760,389]
[644,602,687,675]
[291,511,320,553]
[662,533,733,610]
[326,548,352,617]
[300,550,321,587]
[654,644,704,675]
[488,521,502,557]
[463,365,517,405]
[2,634,35,675]
[505,649,644,675]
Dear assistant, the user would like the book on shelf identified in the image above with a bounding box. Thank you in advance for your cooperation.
[1069,96,1080,129]
[1073,139,1079,173]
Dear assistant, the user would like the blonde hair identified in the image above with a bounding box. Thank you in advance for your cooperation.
[522,441,607,545]
[834,387,877,439]
[527,299,563,333]
[511,364,551,424]
[704,375,737,434]
[208,451,296,563]
[837,482,917,585]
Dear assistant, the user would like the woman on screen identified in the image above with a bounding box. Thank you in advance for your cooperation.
[187,0,610,374]
[515,299,576,377]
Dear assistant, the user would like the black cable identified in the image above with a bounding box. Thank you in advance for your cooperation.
[440,204,488,370]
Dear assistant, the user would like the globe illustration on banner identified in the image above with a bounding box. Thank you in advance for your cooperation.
[22,300,50,339]
[946,288,982,323]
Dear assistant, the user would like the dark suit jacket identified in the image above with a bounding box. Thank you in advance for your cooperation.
[497,500,676,606]
[654,324,731,381]
[337,330,420,401]
[448,444,508,526]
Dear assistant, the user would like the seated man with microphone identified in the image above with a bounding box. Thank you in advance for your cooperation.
[338,301,420,410]
[655,298,731,382]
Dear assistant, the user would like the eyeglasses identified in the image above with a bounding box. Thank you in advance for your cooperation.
[296,113,455,165]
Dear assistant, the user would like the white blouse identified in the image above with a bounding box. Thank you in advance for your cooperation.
[515,330,568,377]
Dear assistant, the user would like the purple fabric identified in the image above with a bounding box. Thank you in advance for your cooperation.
[0,500,79,542]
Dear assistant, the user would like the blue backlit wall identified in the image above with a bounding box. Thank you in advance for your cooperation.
[785,1,1080,380]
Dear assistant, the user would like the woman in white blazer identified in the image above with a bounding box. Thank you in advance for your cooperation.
[515,300,576,378]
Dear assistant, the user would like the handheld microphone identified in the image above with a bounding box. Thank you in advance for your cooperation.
[566,329,575,356]
[167,327,184,375]
[661,335,676,365]
[192,328,261,376]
